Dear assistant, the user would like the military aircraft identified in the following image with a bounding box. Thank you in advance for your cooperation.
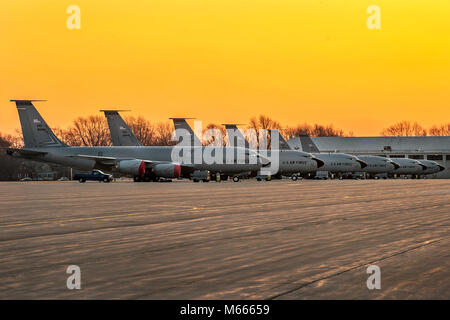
[6,100,264,182]
[169,120,323,181]
[291,134,441,178]
[102,111,214,182]
[389,158,427,176]
[352,155,400,176]
[215,124,325,180]
[286,134,367,178]
[170,118,247,181]
[418,159,445,175]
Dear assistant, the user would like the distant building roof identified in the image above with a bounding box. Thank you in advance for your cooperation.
[288,136,450,154]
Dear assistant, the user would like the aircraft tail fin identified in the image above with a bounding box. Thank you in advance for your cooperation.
[170,118,202,146]
[223,124,250,148]
[269,129,292,150]
[101,110,143,146]
[299,134,320,153]
[11,100,67,148]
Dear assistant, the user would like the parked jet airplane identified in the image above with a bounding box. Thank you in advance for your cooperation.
[388,157,445,177]
[103,111,212,182]
[169,117,216,181]
[170,121,324,181]
[6,100,264,182]
[292,134,441,177]
[221,124,325,180]
[286,134,367,176]
[418,159,445,175]
[171,118,251,181]
[390,158,427,176]
[351,155,399,175]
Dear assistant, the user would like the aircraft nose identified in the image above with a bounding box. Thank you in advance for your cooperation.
[312,157,325,168]
[390,161,400,170]
[356,159,367,169]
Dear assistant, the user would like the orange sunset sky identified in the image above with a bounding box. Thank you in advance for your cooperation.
[1,0,449,136]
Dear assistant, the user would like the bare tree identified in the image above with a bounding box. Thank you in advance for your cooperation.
[57,116,112,146]
[0,132,34,180]
[381,121,427,136]
[153,122,176,146]
[428,124,450,136]
[0,134,9,147]
[311,124,345,137]
[283,123,345,138]
[247,115,282,148]
[202,123,226,146]
[0,131,23,148]
[283,123,311,139]
[124,116,156,145]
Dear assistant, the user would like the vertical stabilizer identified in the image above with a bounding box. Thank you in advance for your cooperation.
[299,134,320,153]
[11,100,67,148]
[170,118,202,146]
[101,110,143,146]
[269,129,292,150]
[223,124,250,148]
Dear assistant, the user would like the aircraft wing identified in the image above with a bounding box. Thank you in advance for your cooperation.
[66,154,119,166]
[67,154,196,170]
[2,147,48,156]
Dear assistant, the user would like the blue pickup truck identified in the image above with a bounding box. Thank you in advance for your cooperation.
[73,170,113,183]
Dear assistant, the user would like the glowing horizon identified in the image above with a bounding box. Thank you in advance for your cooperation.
[1,0,449,136]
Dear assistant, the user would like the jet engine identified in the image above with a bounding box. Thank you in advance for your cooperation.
[116,160,146,176]
[153,163,182,178]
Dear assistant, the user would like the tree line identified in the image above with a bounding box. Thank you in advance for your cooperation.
[1,116,449,149]
[380,121,450,137]
[0,114,351,148]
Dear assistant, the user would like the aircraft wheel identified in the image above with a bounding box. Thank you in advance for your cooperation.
[291,175,298,181]
[232,176,240,182]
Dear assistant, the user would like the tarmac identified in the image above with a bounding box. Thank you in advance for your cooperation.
[0,179,449,299]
